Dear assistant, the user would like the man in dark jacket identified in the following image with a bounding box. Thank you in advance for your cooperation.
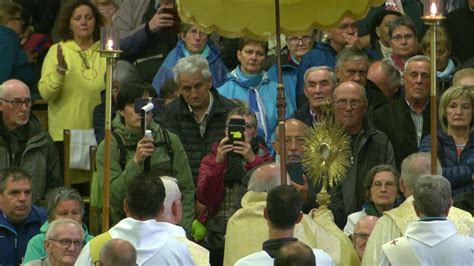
[160,55,238,182]
[0,79,62,205]
[331,81,395,228]
[372,55,431,169]
[0,167,47,265]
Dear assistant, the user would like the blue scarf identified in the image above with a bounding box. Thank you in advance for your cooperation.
[182,44,211,59]
[437,58,455,79]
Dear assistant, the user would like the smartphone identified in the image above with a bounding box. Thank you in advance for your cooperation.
[227,118,245,144]
[134,98,165,114]
[160,7,181,32]
[287,162,305,185]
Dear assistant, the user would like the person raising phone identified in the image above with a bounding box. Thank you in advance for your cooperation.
[196,107,273,265]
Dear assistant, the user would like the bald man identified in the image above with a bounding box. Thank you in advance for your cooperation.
[332,81,394,227]
[352,216,378,260]
[0,79,61,205]
[99,239,137,266]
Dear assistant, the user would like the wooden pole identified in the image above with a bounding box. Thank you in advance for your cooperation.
[274,0,287,184]
[429,22,438,175]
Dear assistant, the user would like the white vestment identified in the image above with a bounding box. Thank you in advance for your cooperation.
[361,196,473,266]
[75,218,194,266]
[235,248,334,266]
[379,219,474,266]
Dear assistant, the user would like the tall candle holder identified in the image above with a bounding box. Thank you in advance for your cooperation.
[421,0,445,175]
[99,27,122,231]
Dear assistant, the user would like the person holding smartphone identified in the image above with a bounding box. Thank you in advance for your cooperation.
[196,107,273,265]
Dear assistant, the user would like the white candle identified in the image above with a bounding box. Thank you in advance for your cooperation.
[107,39,114,50]
[430,2,437,17]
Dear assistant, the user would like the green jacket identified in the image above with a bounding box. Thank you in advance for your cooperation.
[0,117,62,205]
[23,221,94,263]
[94,115,195,232]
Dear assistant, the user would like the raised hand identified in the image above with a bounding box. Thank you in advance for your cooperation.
[56,44,68,75]
[215,137,233,164]
[291,174,309,203]
[232,140,256,163]
[148,5,175,33]
[133,136,155,164]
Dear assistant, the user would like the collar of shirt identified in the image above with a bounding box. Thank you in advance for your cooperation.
[187,91,214,124]
[405,98,429,114]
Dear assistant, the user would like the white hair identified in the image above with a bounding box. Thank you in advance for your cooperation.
[160,176,181,217]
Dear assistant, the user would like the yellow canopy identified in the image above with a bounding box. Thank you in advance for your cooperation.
[178,0,385,40]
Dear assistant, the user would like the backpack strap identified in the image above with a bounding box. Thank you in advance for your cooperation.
[89,232,112,263]
[112,131,128,170]
[162,129,174,175]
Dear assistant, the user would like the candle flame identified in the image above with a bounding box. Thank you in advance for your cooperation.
[107,39,114,50]
[430,2,437,16]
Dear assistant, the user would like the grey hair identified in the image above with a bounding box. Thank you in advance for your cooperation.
[46,187,85,219]
[379,58,402,88]
[0,167,31,193]
[400,152,441,193]
[160,176,181,217]
[388,16,417,39]
[335,47,369,69]
[100,238,137,266]
[45,218,84,240]
[404,55,430,74]
[333,81,367,101]
[247,162,282,192]
[173,55,212,86]
[413,175,452,217]
[303,66,337,87]
[113,60,141,87]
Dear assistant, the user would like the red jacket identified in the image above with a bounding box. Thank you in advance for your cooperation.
[197,141,273,222]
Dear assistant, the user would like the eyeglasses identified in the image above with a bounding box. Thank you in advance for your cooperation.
[391,33,415,42]
[353,233,370,241]
[277,136,306,145]
[335,99,363,109]
[49,238,83,249]
[372,181,396,190]
[187,28,207,38]
[288,36,312,45]
[1,98,32,108]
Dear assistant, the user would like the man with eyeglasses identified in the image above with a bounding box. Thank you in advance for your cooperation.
[352,215,378,260]
[24,219,84,266]
[0,79,62,205]
[330,81,395,228]
[372,55,431,169]
[152,23,229,94]
[0,167,47,265]
[267,32,315,110]
[296,16,380,107]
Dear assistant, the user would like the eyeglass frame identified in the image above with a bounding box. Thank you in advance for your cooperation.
[48,238,84,249]
[390,33,415,42]
[288,35,312,45]
[334,99,364,109]
[1,98,32,108]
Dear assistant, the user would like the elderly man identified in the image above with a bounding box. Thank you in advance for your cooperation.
[361,152,474,266]
[331,81,394,226]
[0,167,47,265]
[380,175,474,265]
[372,55,431,169]
[99,239,137,266]
[235,185,333,266]
[76,173,193,265]
[0,79,62,205]
[25,219,84,266]
[367,59,401,101]
[152,23,228,94]
[268,32,315,108]
[291,67,337,126]
[160,55,237,182]
[296,16,379,98]
[352,216,378,260]
[218,38,295,147]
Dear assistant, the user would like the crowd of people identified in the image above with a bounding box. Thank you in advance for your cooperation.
[0,0,473,265]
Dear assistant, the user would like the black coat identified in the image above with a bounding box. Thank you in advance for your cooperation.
[372,97,431,169]
[159,88,238,182]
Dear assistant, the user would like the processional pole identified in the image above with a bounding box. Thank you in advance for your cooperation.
[99,28,122,231]
[274,0,287,184]
[421,1,444,174]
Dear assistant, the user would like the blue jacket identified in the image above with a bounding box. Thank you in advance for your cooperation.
[0,26,34,87]
[267,54,298,112]
[0,205,47,265]
[218,67,295,147]
[151,40,229,95]
[420,130,474,195]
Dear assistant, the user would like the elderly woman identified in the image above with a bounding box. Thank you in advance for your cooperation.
[344,164,400,236]
[420,85,474,195]
[38,0,106,152]
[422,26,459,93]
[24,219,85,266]
[23,187,94,263]
[0,2,34,86]
[387,16,419,72]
